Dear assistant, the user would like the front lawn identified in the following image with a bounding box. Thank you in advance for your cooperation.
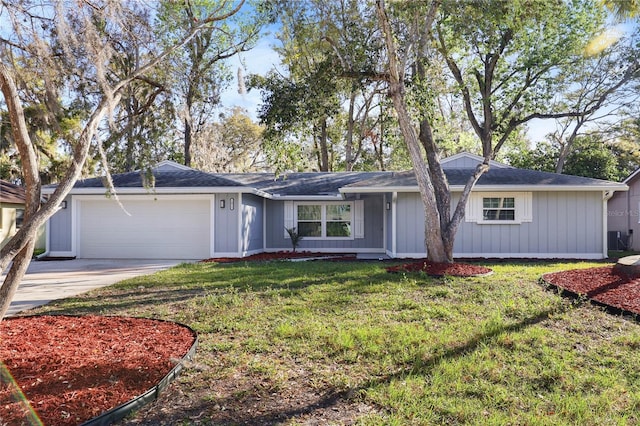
[30,260,640,425]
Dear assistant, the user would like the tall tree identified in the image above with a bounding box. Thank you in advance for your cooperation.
[157,0,264,167]
[0,0,247,320]
[253,0,387,172]
[546,28,640,174]
[377,0,623,262]
[100,16,179,173]
[191,107,266,172]
[603,0,640,20]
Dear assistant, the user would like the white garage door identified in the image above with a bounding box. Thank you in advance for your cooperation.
[79,199,211,259]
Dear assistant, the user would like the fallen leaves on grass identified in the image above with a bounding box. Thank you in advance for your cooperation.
[0,315,196,425]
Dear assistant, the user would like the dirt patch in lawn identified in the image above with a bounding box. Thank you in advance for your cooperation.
[387,260,493,277]
[0,315,196,425]
[542,265,640,316]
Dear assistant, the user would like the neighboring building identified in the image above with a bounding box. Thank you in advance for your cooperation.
[0,180,26,249]
[42,153,627,260]
[608,168,640,251]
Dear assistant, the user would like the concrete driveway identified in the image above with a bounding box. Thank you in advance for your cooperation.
[4,259,188,317]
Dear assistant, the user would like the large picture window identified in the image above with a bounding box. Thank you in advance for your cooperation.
[296,203,352,239]
[284,200,364,240]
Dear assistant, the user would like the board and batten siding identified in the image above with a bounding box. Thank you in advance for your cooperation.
[242,194,263,254]
[395,192,425,255]
[264,194,385,252]
[385,193,393,254]
[48,196,73,253]
[214,193,239,255]
[396,191,605,258]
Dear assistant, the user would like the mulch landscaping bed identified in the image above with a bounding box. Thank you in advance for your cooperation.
[542,265,640,316]
[0,315,196,425]
[386,260,493,277]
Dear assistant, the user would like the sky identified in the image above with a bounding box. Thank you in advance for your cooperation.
[219,31,281,120]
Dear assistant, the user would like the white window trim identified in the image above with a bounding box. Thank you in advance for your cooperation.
[284,200,364,240]
[466,192,532,225]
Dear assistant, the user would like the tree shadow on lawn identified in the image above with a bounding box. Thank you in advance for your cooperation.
[132,305,565,426]
[26,287,210,317]
[27,265,394,317]
[23,260,573,424]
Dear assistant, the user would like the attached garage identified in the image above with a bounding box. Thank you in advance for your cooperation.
[77,197,212,259]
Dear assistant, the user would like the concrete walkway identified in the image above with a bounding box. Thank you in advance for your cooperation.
[4,259,187,317]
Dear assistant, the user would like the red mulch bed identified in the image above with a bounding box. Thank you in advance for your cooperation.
[202,251,357,263]
[386,260,493,277]
[0,315,196,425]
[542,266,640,316]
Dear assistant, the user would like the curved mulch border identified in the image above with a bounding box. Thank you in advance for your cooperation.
[386,260,493,277]
[0,315,198,426]
[82,326,198,426]
[541,265,640,319]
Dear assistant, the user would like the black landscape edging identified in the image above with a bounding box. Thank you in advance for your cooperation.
[539,275,640,322]
[79,320,198,426]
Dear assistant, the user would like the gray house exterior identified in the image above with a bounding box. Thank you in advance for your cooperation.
[42,153,627,260]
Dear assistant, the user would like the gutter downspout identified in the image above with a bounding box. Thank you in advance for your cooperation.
[392,191,397,258]
[627,187,632,250]
[603,190,614,259]
[237,193,243,258]
[263,197,267,253]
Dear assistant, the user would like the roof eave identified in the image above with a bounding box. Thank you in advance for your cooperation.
[623,168,640,184]
[341,184,629,193]
[42,186,255,195]
[270,194,344,201]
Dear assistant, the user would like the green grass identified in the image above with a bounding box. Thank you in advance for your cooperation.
[32,259,640,425]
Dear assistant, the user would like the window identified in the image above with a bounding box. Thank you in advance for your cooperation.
[285,200,364,240]
[326,204,352,237]
[297,203,352,238]
[297,205,322,237]
[15,208,24,229]
[466,192,532,224]
[482,197,515,221]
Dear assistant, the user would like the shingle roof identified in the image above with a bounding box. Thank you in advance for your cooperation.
[224,172,383,196]
[49,159,625,196]
[71,169,244,189]
[341,168,626,191]
[0,180,26,204]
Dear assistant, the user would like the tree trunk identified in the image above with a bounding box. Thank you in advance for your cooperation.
[0,66,120,319]
[555,117,585,174]
[555,143,570,174]
[0,63,41,317]
[319,117,330,172]
[419,118,454,260]
[184,116,192,167]
[380,55,448,262]
[377,0,449,263]
[345,90,356,171]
